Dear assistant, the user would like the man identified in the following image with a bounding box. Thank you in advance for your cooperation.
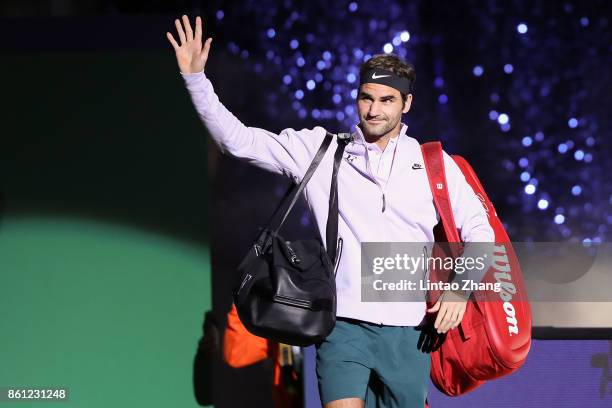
[167,15,493,408]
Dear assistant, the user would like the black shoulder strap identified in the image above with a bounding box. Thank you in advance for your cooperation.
[325,133,350,263]
[264,132,350,263]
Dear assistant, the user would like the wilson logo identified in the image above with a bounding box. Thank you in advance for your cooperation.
[476,193,491,218]
[491,244,519,336]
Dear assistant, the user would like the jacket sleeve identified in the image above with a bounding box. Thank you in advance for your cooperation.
[442,151,495,294]
[442,150,494,243]
[181,70,327,181]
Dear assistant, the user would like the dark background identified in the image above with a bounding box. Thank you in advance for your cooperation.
[1,1,611,407]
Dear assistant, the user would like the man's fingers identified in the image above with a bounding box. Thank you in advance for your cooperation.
[174,18,186,45]
[447,308,461,331]
[438,311,450,333]
[166,32,179,50]
[182,14,193,41]
[194,16,202,42]
[434,306,448,331]
[458,308,466,327]
[441,305,465,332]
[454,308,466,329]
[437,304,460,333]
[429,291,470,332]
[443,311,457,332]
[202,37,212,62]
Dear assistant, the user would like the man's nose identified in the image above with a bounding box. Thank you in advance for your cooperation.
[368,101,382,117]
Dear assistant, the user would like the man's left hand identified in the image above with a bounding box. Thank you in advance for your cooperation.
[426,290,468,334]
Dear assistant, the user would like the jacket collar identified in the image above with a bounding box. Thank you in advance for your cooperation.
[345,122,409,155]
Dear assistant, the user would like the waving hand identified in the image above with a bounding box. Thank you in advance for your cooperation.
[166,15,212,74]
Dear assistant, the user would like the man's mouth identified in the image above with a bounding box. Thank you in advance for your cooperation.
[367,119,384,123]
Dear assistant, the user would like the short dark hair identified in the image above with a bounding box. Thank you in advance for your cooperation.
[359,54,416,105]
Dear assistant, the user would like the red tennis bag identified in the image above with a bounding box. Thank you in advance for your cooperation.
[421,142,532,396]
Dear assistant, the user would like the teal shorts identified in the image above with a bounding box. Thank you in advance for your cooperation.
[316,318,430,407]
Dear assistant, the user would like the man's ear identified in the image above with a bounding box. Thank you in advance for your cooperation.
[403,94,413,113]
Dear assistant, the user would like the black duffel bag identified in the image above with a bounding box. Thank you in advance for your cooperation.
[233,131,350,346]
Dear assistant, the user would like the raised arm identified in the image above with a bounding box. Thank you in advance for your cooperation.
[166,15,325,181]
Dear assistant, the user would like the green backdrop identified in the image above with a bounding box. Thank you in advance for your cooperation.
[0,50,211,407]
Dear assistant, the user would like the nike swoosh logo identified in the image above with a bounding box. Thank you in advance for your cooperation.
[412,164,424,169]
[372,73,391,79]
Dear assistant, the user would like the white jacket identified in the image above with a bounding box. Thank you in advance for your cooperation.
[181,70,494,326]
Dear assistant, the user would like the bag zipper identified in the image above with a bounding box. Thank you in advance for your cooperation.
[285,241,300,265]
[273,294,312,309]
[237,273,252,294]
[333,237,343,277]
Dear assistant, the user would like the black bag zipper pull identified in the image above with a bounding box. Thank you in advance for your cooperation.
[285,241,300,264]
[382,192,386,212]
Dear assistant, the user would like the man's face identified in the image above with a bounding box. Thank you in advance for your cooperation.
[357,83,412,141]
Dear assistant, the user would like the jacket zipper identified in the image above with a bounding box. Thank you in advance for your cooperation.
[365,137,399,213]
[364,151,387,212]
